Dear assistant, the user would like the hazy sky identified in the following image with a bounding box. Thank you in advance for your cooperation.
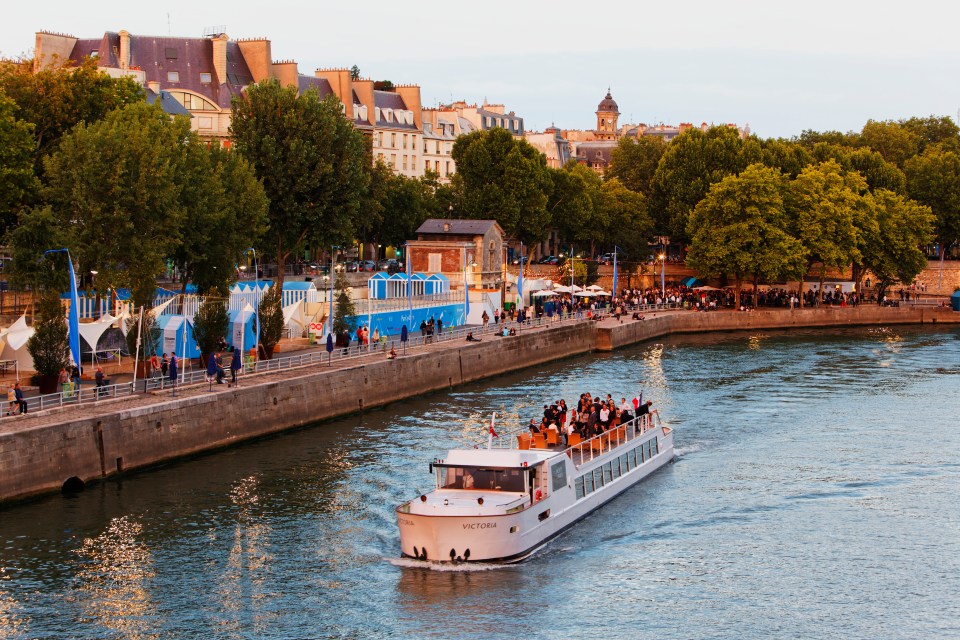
[4,0,960,138]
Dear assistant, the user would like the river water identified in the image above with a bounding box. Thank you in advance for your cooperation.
[1,325,958,639]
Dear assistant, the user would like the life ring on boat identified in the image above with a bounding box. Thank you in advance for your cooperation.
[534,489,543,502]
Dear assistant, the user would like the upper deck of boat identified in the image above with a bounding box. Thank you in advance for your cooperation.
[452,415,665,470]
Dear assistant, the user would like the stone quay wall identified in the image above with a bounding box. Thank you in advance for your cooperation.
[2,307,957,505]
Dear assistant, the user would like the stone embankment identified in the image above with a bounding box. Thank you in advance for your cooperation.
[1,306,957,505]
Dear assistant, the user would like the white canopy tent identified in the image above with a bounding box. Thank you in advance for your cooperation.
[0,315,35,374]
[282,299,307,338]
[532,290,557,298]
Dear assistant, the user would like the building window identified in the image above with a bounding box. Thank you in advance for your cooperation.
[165,47,178,59]
[403,134,408,149]
[199,72,212,84]
[391,154,397,168]
[402,155,408,170]
[391,133,396,147]
[167,71,180,83]
[198,117,213,129]
[428,253,442,273]
[90,50,98,58]
[435,141,440,154]
[446,161,451,175]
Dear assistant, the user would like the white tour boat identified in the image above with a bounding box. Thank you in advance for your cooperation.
[396,413,674,563]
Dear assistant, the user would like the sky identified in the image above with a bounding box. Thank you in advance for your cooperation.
[4,0,960,139]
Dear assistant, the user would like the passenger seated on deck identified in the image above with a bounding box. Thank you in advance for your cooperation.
[462,471,474,489]
[528,419,541,435]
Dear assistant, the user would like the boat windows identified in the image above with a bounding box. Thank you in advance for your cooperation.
[575,476,585,499]
[436,466,526,492]
[550,462,567,492]
[593,468,603,490]
[617,454,627,478]
[653,438,659,455]
[603,462,613,484]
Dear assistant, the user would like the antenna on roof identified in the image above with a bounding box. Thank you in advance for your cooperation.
[202,25,227,38]
[167,13,171,36]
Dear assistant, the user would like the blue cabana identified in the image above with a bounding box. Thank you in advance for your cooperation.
[282,281,316,306]
[154,314,200,358]
[368,272,389,299]
[228,306,257,353]
[424,273,449,295]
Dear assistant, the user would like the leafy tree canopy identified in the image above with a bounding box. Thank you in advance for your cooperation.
[606,135,665,196]
[0,91,39,231]
[904,147,960,257]
[450,128,552,245]
[0,57,144,169]
[687,164,804,307]
[650,126,761,241]
[230,80,370,282]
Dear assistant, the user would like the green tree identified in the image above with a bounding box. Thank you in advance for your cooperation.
[230,80,370,283]
[26,292,69,377]
[899,116,960,154]
[686,164,805,308]
[786,160,865,301]
[549,161,603,254]
[759,138,813,179]
[4,206,71,293]
[606,136,666,196]
[904,148,960,262]
[0,57,143,168]
[859,190,934,301]
[859,120,919,168]
[650,126,760,241]
[810,143,906,193]
[450,128,552,245]
[257,285,285,358]
[350,65,361,81]
[377,171,434,248]
[0,92,39,231]
[797,129,860,149]
[172,142,269,294]
[598,178,653,258]
[40,102,189,306]
[191,288,230,360]
[332,272,357,338]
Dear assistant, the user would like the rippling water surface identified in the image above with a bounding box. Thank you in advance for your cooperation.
[1,326,959,639]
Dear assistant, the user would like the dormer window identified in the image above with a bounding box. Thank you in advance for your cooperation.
[199,72,212,83]
[167,71,180,82]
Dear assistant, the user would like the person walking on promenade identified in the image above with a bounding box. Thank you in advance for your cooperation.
[95,366,105,397]
[169,354,178,385]
[71,365,81,390]
[161,354,169,378]
[14,382,27,414]
[482,310,489,330]
[6,385,16,415]
[150,353,160,377]
[230,348,241,387]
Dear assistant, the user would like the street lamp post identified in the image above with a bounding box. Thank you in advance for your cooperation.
[659,253,666,302]
[244,248,260,361]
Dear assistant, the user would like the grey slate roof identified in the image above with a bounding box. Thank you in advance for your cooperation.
[145,88,192,116]
[416,219,501,235]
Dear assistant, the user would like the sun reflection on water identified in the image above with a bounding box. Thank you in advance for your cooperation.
[71,516,157,640]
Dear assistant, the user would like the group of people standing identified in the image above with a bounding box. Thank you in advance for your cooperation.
[526,393,658,446]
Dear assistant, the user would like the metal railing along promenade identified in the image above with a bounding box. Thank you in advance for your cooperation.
[5,381,137,417]
[1,303,676,417]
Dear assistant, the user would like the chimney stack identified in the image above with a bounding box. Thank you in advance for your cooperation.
[119,30,130,70]
[147,80,161,94]
[212,33,228,85]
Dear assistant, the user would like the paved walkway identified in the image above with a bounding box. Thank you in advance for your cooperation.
[0,315,603,434]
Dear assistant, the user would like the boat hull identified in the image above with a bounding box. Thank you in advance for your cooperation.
[398,430,674,563]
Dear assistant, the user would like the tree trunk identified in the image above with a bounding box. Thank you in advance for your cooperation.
[752,275,759,309]
[734,274,742,309]
[275,236,286,286]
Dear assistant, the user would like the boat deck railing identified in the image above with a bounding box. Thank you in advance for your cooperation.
[474,413,663,469]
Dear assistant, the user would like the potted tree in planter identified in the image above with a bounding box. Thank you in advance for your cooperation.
[192,288,229,366]
[333,272,357,348]
[27,293,70,394]
[257,285,285,360]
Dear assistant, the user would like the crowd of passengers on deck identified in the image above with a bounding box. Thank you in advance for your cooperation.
[521,393,658,448]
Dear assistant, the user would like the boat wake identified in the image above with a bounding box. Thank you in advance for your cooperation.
[387,557,513,572]
[673,443,702,457]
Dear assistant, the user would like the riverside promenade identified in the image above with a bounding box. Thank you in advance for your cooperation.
[1,305,957,504]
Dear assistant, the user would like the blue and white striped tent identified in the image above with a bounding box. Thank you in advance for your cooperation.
[154,314,200,359]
